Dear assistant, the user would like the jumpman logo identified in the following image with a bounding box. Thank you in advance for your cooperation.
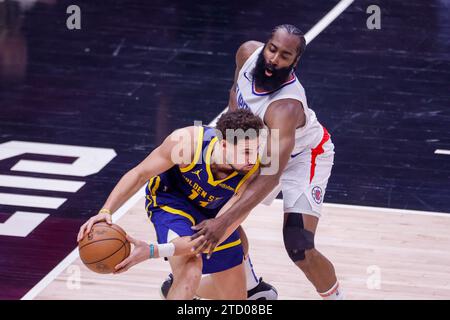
[192,169,202,180]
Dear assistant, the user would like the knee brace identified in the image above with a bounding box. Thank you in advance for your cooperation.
[283,212,315,262]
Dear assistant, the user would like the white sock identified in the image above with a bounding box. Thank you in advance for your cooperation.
[318,281,345,300]
[244,255,260,291]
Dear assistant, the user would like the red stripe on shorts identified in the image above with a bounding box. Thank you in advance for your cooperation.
[310,127,330,183]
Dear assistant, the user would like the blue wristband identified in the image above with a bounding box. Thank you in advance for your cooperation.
[149,244,155,259]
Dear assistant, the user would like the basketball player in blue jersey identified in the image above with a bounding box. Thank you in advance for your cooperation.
[77,109,267,300]
[191,24,345,300]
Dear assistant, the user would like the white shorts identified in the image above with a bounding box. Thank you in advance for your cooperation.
[262,127,334,218]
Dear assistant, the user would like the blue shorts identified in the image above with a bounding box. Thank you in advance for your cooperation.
[145,180,243,274]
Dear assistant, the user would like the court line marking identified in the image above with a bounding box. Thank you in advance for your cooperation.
[20,186,145,300]
[0,192,66,209]
[0,211,50,237]
[270,199,450,218]
[304,0,354,44]
[435,149,450,156]
[0,174,85,192]
[19,0,356,300]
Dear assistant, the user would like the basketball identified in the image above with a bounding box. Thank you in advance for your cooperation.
[4,0,450,303]
[78,222,131,274]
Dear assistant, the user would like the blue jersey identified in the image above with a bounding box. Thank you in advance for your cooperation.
[145,126,258,274]
[146,126,259,214]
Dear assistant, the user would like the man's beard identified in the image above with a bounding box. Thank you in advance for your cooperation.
[252,48,296,92]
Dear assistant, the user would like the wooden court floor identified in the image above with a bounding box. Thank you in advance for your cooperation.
[34,198,450,300]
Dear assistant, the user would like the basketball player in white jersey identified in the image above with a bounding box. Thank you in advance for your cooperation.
[191,24,344,300]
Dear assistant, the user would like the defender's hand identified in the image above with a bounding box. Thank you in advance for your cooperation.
[114,235,149,274]
[77,212,112,242]
[190,217,228,259]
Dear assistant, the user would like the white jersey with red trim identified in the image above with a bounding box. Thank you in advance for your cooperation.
[235,46,324,155]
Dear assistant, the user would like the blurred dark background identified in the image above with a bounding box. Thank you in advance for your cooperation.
[0,0,449,299]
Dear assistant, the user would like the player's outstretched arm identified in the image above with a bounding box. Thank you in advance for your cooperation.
[190,171,257,257]
[191,101,303,255]
[99,128,191,212]
[77,127,197,242]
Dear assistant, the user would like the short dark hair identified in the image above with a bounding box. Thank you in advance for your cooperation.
[215,109,264,144]
[271,24,306,58]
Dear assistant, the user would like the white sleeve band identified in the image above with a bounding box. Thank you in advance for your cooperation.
[157,243,175,258]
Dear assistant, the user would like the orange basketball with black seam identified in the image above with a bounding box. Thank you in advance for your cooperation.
[78,222,131,274]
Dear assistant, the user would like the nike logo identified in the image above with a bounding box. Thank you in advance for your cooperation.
[290,151,302,158]
[244,72,252,81]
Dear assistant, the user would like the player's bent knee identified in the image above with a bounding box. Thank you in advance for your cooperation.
[184,272,201,288]
[173,256,202,282]
[304,247,320,261]
[283,212,315,262]
[184,256,202,275]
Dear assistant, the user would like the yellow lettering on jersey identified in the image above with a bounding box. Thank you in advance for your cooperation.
[198,201,209,207]
[188,189,199,201]
[183,175,194,187]
[219,183,234,192]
